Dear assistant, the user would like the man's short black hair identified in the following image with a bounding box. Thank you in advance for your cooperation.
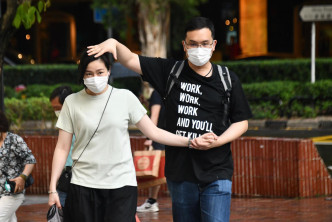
[0,111,9,133]
[184,17,215,39]
[49,86,73,105]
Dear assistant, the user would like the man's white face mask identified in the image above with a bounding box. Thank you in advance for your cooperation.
[187,48,212,66]
[83,76,109,93]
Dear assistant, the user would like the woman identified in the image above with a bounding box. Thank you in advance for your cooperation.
[0,111,36,222]
[48,50,216,222]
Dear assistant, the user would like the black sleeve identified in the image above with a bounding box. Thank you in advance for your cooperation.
[149,90,163,107]
[139,55,176,98]
[229,71,253,123]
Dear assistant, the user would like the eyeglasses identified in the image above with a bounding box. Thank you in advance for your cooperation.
[184,41,214,49]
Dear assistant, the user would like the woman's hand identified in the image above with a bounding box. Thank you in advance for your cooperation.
[190,132,218,150]
[87,38,118,59]
[11,176,25,193]
[48,192,62,209]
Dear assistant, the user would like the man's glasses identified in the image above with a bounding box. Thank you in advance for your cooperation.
[184,41,214,49]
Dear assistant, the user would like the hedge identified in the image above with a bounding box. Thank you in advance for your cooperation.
[217,58,332,83]
[3,80,332,126]
[242,80,332,119]
[3,58,332,86]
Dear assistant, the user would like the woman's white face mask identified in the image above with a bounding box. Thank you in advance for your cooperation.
[54,110,61,118]
[187,48,212,66]
[83,75,109,94]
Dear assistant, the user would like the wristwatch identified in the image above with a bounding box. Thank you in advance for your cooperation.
[188,138,193,148]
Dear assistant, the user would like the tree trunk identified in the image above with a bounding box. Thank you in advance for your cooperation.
[0,0,20,111]
[137,0,170,58]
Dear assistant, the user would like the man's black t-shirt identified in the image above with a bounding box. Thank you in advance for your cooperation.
[139,56,252,183]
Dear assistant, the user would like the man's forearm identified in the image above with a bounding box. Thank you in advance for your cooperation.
[215,120,248,147]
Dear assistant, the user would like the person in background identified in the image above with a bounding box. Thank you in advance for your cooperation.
[137,89,165,213]
[0,111,36,222]
[48,50,216,222]
[49,86,74,207]
[87,16,252,222]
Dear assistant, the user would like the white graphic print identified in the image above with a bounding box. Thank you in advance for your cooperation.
[175,82,213,138]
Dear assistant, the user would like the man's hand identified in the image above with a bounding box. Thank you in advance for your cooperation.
[87,38,118,60]
[144,139,153,147]
[190,132,218,150]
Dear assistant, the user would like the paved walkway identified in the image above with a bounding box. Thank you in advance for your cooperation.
[16,195,332,222]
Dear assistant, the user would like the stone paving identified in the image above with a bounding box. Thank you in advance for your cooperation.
[16,195,332,222]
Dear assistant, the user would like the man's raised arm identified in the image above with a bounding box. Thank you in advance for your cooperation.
[87,38,142,75]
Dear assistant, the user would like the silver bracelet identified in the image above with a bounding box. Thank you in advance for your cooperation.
[48,191,58,194]
[188,138,193,148]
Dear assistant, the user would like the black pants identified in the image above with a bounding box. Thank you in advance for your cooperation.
[64,184,137,222]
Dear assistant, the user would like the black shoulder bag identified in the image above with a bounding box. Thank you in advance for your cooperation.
[56,88,113,192]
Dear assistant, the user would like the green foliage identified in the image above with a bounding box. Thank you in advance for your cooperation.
[3,64,78,87]
[5,83,83,99]
[12,0,50,29]
[4,98,27,128]
[91,0,206,41]
[218,58,331,83]
[5,97,55,129]
[242,80,332,119]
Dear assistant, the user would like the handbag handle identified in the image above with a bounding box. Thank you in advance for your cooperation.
[71,87,113,169]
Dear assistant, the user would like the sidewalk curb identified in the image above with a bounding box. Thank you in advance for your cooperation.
[249,117,332,130]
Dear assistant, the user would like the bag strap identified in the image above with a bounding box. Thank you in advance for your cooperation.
[71,87,113,169]
[164,60,185,101]
[164,62,232,103]
[217,65,232,103]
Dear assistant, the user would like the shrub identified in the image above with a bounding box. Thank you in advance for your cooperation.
[4,97,55,129]
[218,58,331,83]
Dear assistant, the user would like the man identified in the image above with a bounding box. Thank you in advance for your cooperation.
[88,17,252,222]
[49,86,74,207]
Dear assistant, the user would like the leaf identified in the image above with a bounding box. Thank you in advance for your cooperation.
[28,7,36,19]
[12,14,22,29]
[36,11,42,23]
[45,0,51,9]
[38,0,44,13]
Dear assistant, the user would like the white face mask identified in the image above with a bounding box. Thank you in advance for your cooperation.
[54,110,61,118]
[83,76,109,94]
[187,48,212,66]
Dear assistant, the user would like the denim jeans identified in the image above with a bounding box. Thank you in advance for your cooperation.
[167,179,232,222]
[57,189,67,207]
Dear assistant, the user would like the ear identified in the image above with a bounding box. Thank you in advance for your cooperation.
[182,40,186,52]
[212,40,217,52]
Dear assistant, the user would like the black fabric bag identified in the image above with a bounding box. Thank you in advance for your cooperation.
[47,204,64,222]
[25,174,34,188]
[56,169,72,193]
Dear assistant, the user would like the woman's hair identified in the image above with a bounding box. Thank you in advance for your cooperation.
[184,17,215,39]
[78,49,114,85]
[0,111,9,136]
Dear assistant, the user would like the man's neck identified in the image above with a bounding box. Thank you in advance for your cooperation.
[188,61,212,77]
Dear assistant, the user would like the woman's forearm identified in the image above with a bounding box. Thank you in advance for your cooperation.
[136,115,189,147]
[49,130,73,191]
